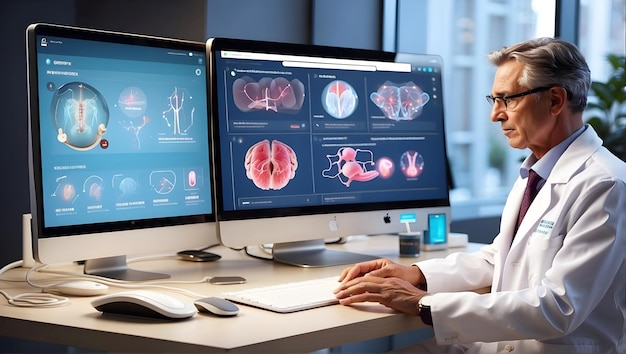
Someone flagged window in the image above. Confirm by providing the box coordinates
[578,0,625,83]
[388,0,557,219]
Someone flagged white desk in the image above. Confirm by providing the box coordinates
[0,235,483,353]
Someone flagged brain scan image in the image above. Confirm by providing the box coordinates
[232,76,305,113]
[370,81,430,121]
[51,82,109,151]
[400,150,425,178]
[321,80,358,119]
[322,147,379,187]
[244,139,298,190]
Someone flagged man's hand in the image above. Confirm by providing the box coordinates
[334,272,427,315]
[337,258,425,287]
[333,258,428,315]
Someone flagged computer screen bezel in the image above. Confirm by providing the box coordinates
[26,23,217,274]
[208,38,450,223]
[207,38,451,266]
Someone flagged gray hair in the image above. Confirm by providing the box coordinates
[487,37,591,112]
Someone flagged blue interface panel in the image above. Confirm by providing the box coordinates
[210,41,449,217]
[30,27,212,229]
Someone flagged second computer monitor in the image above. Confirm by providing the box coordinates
[26,24,216,280]
[208,38,451,267]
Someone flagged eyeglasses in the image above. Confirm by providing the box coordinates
[486,86,552,110]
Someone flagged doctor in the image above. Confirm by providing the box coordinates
[334,37,625,353]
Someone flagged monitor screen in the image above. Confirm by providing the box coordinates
[26,23,216,280]
[208,38,451,267]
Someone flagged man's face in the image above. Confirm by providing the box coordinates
[490,60,554,157]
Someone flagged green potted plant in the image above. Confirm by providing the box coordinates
[585,54,626,161]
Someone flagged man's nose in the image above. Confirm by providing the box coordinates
[490,104,506,122]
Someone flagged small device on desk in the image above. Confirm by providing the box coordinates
[177,250,222,262]
[398,213,422,257]
[45,280,109,296]
[194,297,239,316]
[423,213,447,251]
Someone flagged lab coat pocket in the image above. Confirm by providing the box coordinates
[527,234,565,286]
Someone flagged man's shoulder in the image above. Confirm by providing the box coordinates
[588,147,626,182]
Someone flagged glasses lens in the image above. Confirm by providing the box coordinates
[506,98,518,110]
[486,96,507,109]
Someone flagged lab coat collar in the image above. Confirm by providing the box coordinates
[494,126,603,289]
[519,125,587,182]
[546,125,602,184]
[513,126,602,241]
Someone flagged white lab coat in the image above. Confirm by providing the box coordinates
[417,127,626,353]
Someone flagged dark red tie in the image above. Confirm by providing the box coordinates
[516,169,542,232]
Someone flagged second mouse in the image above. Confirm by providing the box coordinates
[194,297,239,316]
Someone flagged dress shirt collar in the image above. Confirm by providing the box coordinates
[520,125,587,182]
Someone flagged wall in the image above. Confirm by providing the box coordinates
[0,0,77,272]
[74,0,207,41]
[205,0,382,48]
[206,0,312,43]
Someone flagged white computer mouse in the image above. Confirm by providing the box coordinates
[194,297,239,316]
[46,280,109,296]
[91,290,197,320]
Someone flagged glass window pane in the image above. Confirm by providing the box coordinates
[578,0,625,82]
[578,0,626,163]
[395,0,556,219]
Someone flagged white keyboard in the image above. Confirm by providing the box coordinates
[223,276,341,313]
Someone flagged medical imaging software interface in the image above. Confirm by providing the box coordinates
[213,50,448,213]
[35,35,212,228]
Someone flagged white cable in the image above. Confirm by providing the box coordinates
[0,260,24,276]
[0,261,70,307]
[36,267,213,285]
[0,260,62,307]
[31,265,213,298]
[0,290,69,307]
[1,258,217,307]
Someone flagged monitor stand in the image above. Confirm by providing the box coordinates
[272,239,378,268]
[83,255,170,281]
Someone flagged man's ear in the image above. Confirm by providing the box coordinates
[549,86,568,116]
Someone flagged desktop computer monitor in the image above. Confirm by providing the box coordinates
[26,23,216,280]
[207,38,451,267]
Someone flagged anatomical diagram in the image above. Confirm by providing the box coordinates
[370,81,430,121]
[322,147,379,187]
[162,87,195,135]
[244,139,298,190]
[232,76,305,113]
[321,80,358,119]
[401,150,425,178]
[51,81,109,151]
